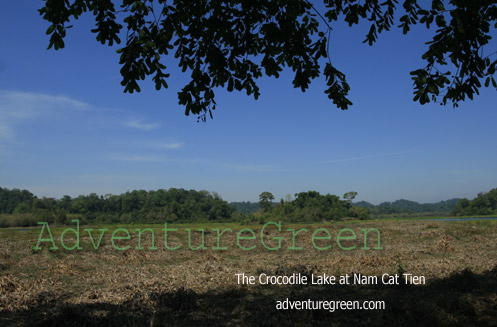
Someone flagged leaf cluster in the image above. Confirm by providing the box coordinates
[39,1,497,119]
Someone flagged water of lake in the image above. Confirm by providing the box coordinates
[429,217,497,222]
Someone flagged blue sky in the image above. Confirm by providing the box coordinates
[0,2,496,204]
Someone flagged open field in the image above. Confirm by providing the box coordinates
[1,219,496,326]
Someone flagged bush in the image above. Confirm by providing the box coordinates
[33,209,55,224]
[0,213,38,227]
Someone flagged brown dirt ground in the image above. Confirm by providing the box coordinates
[0,219,496,326]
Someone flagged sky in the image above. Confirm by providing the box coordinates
[0,2,496,204]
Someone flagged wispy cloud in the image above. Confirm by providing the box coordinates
[110,154,166,162]
[0,90,89,118]
[109,153,200,163]
[124,118,160,131]
[0,90,90,141]
[0,121,12,139]
[156,142,184,149]
[325,151,408,163]
[110,152,274,172]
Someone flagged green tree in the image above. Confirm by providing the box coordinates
[259,191,275,212]
[39,1,497,120]
[452,188,497,216]
[350,206,370,220]
[0,187,35,214]
[54,210,69,225]
[281,190,357,221]
[452,198,471,216]
[58,195,73,211]
[343,191,358,203]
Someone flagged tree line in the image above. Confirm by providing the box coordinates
[452,188,497,216]
[0,187,369,227]
[0,187,234,227]
[232,196,464,218]
[256,190,370,222]
[354,198,462,218]
[2,186,495,227]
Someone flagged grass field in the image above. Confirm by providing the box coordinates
[1,219,496,326]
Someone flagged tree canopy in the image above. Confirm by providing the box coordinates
[39,0,497,120]
[268,190,370,221]
[258,191,275,212]
[343,191,358,202]
[355,198,461,217]
[452,188,497,216]
[0,187,234,226]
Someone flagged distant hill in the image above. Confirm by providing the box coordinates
[354,198,461,216]
[229,201,259,214]
[353,201,375,209]
[231,197,462,216]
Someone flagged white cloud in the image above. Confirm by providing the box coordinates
[0,90,90,141]
[156,142,184,149]
[124,118,160,131]
[109,152,274,172]
[110,154,166,162]
[0,121,12,139]
[0,90,89,118]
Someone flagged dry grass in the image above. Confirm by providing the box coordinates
[0,219,496,326]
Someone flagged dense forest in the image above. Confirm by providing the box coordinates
[0,187,367,226]
[0,187,234,227]
[229,198,462,217]
[259,191,370,221]
[229,201,260,214]
[452,188,497,216]
[353,198,462,217]
[1,187,496,227]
